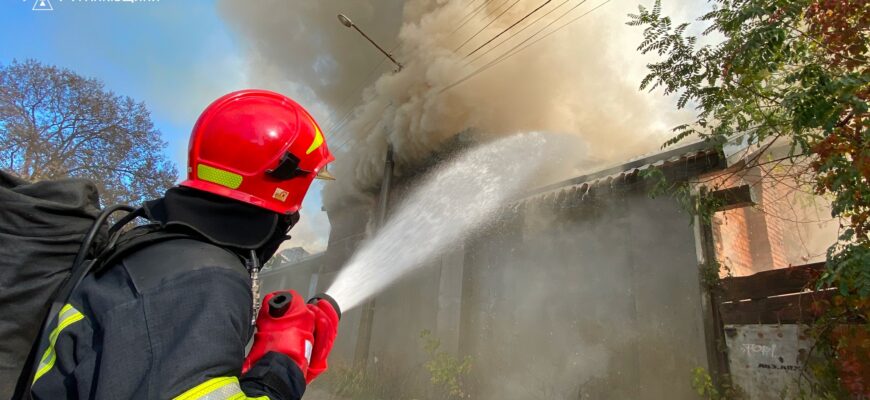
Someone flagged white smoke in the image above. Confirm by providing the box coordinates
[327,132,553,311]
[218,0,699,208]
[277,209,330,254]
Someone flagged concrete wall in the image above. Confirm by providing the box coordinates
[260,255,322,298]
[265,176,712,399]
[458,181,709,399]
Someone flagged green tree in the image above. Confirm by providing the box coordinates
[0,59,177,205]
[628,0,868,395]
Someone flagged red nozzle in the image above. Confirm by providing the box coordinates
[307,293,341,320]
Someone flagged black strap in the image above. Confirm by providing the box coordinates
[92,226,188,275]
[13,207,249,399]
[12,206,137,400]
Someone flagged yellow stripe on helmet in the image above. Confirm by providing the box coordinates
[304,114,324,155]
[197,164,243,189]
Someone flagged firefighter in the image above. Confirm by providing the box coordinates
[27,90,339,400]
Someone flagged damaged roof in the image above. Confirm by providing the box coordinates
[522,139,726,203]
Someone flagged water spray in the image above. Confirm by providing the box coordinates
[324,133,550,312]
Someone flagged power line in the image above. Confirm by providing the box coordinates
[454,0,521,52]
[466,0,552,57]
[466,0,570,65]
[328,91,386,147]
[449,0,496,36]
[335,1,586,152]
[462,0,484,11]
[441,0,609,93]
[332,0,610,155]
[444,0,588,92]
[325,110,359,149]
[324,54,391,138]
[326,2,491,155]
[326,88,371,144]
[329,0,505,149]
[331,103,394,154]
[496,0,607,61]
[323,41,403,149]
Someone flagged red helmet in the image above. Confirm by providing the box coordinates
[180,89,334,215]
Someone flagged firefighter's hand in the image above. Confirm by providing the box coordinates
[305,297,339,383]
[243,290,314,376]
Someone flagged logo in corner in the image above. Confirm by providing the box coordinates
[272,188,289,202]
[32,0,53,11]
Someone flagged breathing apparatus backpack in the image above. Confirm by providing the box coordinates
[0,170,189,399]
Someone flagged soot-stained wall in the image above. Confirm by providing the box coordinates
[264,148,723,399]
[458,177,710,399]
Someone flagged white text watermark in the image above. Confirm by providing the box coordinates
[27,0,161,12]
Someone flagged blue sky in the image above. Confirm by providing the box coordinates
[0,0,331,252]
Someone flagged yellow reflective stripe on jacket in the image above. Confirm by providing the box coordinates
[32,304,85,384]
[173,376,269,400]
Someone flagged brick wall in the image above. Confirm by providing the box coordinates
[710,166,790,277]
[755,175,789,269]
[713,207,754,277]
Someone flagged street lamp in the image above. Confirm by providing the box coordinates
[337,12,400,370]
[335,12,400,230]
[337,14,403,71]
[337,13,353,27]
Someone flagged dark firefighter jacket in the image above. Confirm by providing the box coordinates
[28,238,306,400]
[28,187,305,399]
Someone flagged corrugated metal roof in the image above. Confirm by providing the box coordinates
[521,139,725,202]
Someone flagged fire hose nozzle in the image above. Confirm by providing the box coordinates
[267,291,294,318]
[307,293,342,320]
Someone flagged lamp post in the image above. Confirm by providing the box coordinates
[338,14,403,71]
[337,12,400,370]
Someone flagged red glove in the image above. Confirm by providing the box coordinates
[305,295,340,383]
[243,290,314,376]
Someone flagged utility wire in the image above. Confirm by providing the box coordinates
[454,0,521,52]
[328,107,370,151]
[324,55,391,138]
[331,103,393,152]
[466,0,569,64]
[462,0,483,11]
[324,41,402,148]
[441,0,609,93]
[335,0,607,153]
[331,103,394,153]
[332,0,610,154]
[449,0,496,36]
[328,88,390,146]
[466,0,552,57]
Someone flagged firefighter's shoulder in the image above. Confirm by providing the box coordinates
[120,238,248,294]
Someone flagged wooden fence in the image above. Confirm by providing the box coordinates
[717,262,830,326]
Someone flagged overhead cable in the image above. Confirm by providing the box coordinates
[466,0,553,57]
[441,0,610,93]
[454,0,522,52]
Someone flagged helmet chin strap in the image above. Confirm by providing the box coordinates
[246,249,262,326]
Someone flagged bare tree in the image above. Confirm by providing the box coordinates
[0,59,177,205]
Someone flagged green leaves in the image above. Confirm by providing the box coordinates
[420,330,472,399]
[629,0,869,292]
[631,0,869,395]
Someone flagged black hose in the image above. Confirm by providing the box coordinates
[13,204,135,399]
[71,205,135,269]
[60,205,135,302]
[102,207,144,254]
